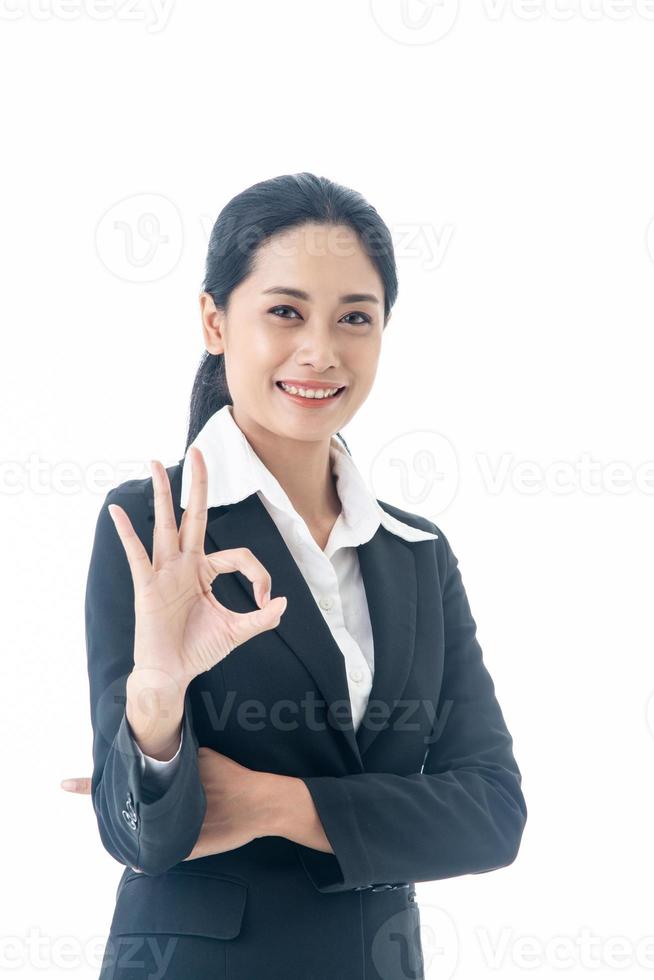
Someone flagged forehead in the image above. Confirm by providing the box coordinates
[248,223,382,294]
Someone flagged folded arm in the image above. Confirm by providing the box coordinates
[291,529,528,893]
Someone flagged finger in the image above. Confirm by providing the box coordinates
[107,503,154,594]
[60,777,92,794]
[229,595,288,644]
[150,459,180,572]
[179,446,209,556]
[204,548,273,609]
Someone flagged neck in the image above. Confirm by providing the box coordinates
[230,405,342,526]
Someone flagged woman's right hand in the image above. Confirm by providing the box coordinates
[107,445,287,696]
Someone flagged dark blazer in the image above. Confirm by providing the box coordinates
[86,457,527,980]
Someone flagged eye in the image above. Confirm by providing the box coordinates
[269,305,301,320]
[342,312,372,325]
[268,306,371,325]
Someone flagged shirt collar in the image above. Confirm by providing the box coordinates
[180,405,437,547]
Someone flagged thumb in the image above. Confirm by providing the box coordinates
[61,777,92,794]
[258,594,287,624]
[249,594,288,633]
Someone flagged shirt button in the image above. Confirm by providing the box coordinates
[349,667,364,684]
[319,596,334,611]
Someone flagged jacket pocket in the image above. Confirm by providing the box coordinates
[110,870,247,940]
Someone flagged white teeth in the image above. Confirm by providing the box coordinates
[279,382,341,399]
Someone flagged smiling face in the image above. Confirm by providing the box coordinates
[199,222,387,446]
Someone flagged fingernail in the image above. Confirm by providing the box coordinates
[263,590,271,605]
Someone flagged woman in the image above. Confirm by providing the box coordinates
[66,173,527,979]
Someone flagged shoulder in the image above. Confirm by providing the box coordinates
[376,498,456,576]
[376,498,440,536]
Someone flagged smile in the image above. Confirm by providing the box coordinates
[275,381,346,405]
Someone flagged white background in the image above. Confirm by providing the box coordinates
[2,1,653,977]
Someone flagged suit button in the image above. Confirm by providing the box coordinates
[122,810,138,830]
[371,883,393,892]
[122,792,138,831]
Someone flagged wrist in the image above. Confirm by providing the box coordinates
[259,775,333,852]
[250,772,298,839]
[130,659,195,697]
[126,670,187,759]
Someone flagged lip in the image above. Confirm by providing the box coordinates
[275,379,347,390]
[275,380,346,407]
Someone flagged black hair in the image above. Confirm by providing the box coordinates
[185,172,398,456]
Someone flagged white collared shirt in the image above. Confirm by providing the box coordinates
[134,405,437,787]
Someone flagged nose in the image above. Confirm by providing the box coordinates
[294,320,341,373]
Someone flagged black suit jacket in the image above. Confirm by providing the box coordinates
[86,457,527,980]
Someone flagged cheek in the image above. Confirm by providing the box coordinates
[247,321,294,363]
[225,327,281,387]
[349,340,380,382]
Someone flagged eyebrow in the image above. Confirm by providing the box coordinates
[262,286,380,305]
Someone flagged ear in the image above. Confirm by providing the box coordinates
[199,291,227,355]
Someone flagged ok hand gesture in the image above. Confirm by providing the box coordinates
[107,445,287,691]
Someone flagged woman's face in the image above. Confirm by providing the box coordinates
[200,222,386,445]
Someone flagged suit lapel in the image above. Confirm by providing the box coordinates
[200,487,419,771]
[355,528,418,758]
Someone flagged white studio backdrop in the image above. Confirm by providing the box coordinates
[2,1,654,977]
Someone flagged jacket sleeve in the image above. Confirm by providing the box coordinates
[85,484,206,876]
[294,528,527,893]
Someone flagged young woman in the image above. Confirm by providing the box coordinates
[69,172,527,979]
